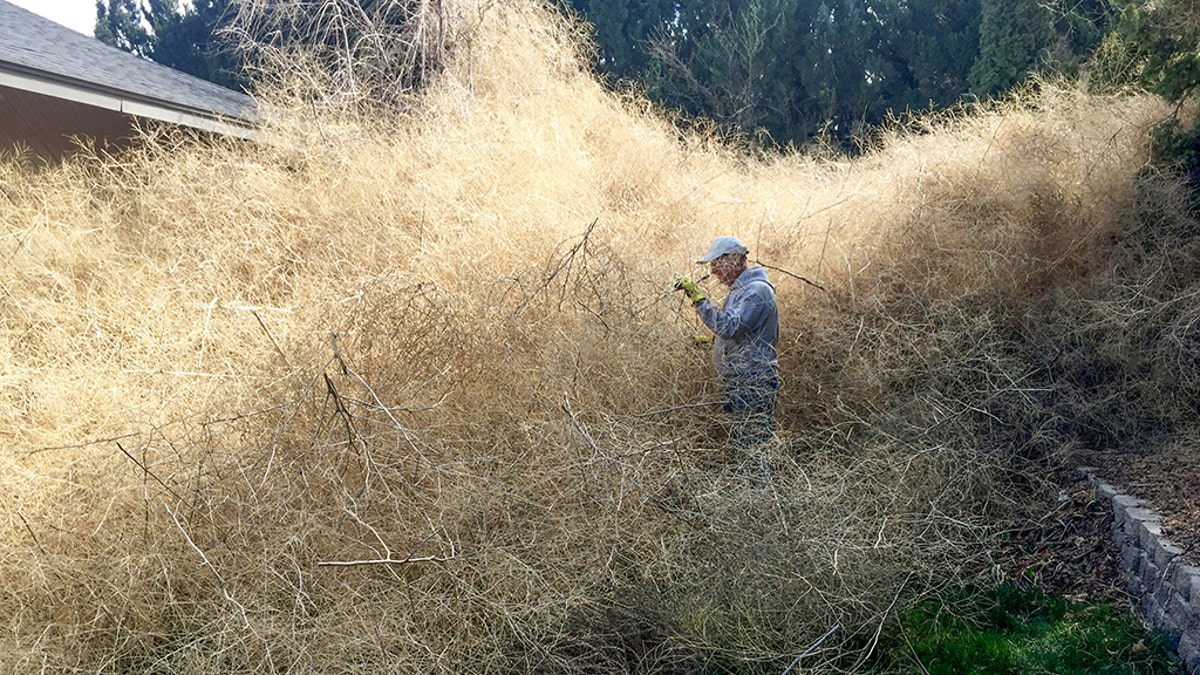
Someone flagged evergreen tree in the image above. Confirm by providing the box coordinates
[563,0,1109,148]
[642,0,825,144]
[95,0,248,90]
[95,0,153,56]
[563,0,677,81]
[1088,0,1200,180]
[1093,0,1200,101]
[632,0,988,148]
[969,0,1054,97]
[1048,0,1108,60]
[151,0,246,90]
[884,0,981,110]
[820,0,885,142]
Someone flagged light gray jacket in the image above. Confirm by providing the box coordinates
[695,266,779,378]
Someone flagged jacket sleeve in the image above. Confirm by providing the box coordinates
[695,284,771,339]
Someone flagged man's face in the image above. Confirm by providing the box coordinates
[711,253,745,286]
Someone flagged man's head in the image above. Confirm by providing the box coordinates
[697,236,749,286]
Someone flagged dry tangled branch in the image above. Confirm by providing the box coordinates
[0,0,1186,670]
[233,0,461,112]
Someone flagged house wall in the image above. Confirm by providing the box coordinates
[0,83,136,160]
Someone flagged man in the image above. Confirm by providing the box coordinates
[676,236,779,481]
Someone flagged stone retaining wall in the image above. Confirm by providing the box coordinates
[1082,469,1200,674]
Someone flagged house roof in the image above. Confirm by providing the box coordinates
[0,0,256,140]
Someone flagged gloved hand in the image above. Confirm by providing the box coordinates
[691,332,713,348]
[674,276,707,304]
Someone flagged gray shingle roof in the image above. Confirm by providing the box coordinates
[0,0,255,125]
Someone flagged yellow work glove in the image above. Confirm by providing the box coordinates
[674,276,707,304]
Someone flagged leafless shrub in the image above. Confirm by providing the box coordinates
[0,1,1187,671]
[233,0,463,113]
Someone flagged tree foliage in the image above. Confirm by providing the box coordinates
[566,0,1116,149]
[92,0,1170,151]
[1091,0,1200,102]
[569,0,984,148]
[561,0,677,81]
[95,0,152,56]
[95,0,248,90]
[968,0,1054,97]
[1086,0,1200,182]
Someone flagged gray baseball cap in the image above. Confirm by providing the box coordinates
[696,236,748,263]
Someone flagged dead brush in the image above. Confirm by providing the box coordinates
[233,0,461,114]
[0,0,1190,671]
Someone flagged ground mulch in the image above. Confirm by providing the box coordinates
[984,440,1200,633]
[993,469,1138,612]
[1079,442,1200,564]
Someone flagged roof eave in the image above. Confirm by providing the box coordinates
[0,63,257,140]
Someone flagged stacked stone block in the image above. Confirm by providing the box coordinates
[1086,471,1200,674]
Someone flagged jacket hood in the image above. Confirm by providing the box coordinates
[734,266,774,290]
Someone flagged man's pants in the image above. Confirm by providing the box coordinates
[724,372,779,482]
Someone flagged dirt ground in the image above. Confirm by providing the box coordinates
[996,442,1200,614]
[994,468,1138,611]
[1080,442,1200,562]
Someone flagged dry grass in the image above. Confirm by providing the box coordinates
[0,1,1185,672]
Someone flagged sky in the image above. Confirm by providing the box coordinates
[8,0,96,36]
